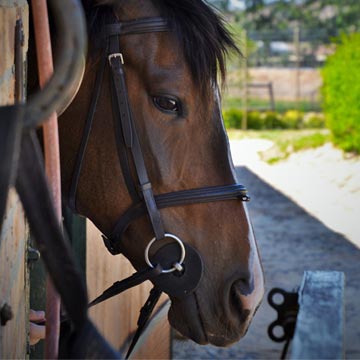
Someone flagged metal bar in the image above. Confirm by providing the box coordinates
[25,0,87,129]
[31,0,61,357]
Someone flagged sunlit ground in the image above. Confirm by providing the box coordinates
[229,134,360,248]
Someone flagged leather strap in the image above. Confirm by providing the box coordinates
[16,132,88,329]
[88,264,162,307]
[105,184,249,255]
[125,287,163,359]
[68,47,108,213]
[103,17,168,37]
[0,105,23,228]
[108,35,166,241]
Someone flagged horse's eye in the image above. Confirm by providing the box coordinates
[153,95,180,114]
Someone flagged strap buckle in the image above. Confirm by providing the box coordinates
[102,235,119,255]
[108,53,124,65]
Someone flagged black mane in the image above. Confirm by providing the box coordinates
[153,0,239,89]
[86,0,239,91]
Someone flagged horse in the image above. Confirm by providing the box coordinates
[58,0,264,347]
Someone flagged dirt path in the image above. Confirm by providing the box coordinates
[173,140,360,359]
[231,140,360,248]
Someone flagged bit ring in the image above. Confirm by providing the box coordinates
[145,233,186,274]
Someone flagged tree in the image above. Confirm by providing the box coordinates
[209,0,231,12]
[321,33,360,153]
[227,0,360,42]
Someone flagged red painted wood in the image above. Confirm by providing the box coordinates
[31,1,62,357]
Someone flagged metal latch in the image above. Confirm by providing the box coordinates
[0,303,13,326]
[27,246,41,264]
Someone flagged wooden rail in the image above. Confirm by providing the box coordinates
[290,271,345,359]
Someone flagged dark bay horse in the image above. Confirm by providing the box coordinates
[59,0,264,347]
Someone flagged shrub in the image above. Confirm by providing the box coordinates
[222,109,265,129]
[282,110,303,129]
[261,111,287,129]
[223,108,242,129]
[321,33,360,153]
[222,108,325,130]
[303,112,325,128]
[247,111,264,129]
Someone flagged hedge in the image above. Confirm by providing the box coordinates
[321,33,360,153]
[222,108,324,130]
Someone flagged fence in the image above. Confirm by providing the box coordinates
[247,26,333,69]
[224,26,329,117]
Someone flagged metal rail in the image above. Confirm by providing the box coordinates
[25,0,87,129]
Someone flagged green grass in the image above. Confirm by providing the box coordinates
[227,129,331,163]
[223,97,321,113]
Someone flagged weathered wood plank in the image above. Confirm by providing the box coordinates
[290,271,345,360]
[0,1,29,357]
[0,190,28,359]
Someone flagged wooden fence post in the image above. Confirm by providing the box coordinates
[242,29,248,130]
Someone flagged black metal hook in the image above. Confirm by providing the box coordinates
[267,287,299,359]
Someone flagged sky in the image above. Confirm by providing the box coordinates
[229,0,246,11]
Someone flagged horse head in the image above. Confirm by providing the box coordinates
[59,0,264,347]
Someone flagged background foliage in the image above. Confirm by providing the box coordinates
[210,0,360,42]
[222,108,325,130]
[321,33,360,153]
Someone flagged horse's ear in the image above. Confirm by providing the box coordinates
[93,0,116,5]
[81,0,93,14]
[82,0,116,11]
[80,0,107,18]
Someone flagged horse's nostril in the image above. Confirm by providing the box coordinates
[231,275,254,297]
[228,277,253,325]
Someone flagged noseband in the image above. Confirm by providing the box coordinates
[68,16,249,268]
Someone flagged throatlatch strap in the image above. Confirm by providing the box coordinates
[68,47,107,213]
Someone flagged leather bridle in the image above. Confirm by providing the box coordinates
[68,16,250,270]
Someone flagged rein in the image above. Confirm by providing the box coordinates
[67,15,251,357]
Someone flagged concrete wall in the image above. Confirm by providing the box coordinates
[0,1,29,358]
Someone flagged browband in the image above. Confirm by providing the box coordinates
[103,17,169,37]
